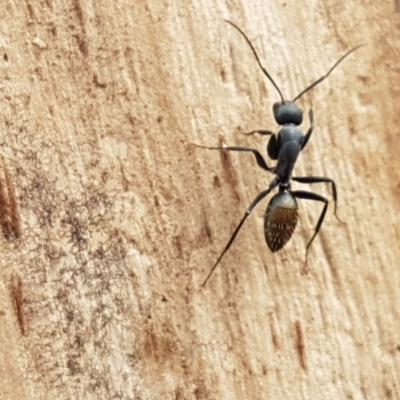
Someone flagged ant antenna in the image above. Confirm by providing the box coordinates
[226,20,365,105]
[292,44,366,102]
[225,20,285,103]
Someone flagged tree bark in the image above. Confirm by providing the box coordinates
[1,1,400,399]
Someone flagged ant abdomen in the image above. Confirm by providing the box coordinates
[264,192,299,252]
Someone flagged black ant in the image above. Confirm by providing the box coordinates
[196,22,364,286]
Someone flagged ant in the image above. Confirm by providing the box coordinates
[196,22,364,286]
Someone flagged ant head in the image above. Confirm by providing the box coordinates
[273,101,303,126]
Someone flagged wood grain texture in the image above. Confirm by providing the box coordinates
[0,1,399,399]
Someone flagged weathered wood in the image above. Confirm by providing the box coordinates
[0,1,399,399]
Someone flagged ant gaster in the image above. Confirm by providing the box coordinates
[197,22,364,286]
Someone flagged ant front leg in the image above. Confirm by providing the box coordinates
[243,129,275,137]
[291,175,343,223]
[243,130,280,160]
[300,109,314,151]
[192,143,274,172]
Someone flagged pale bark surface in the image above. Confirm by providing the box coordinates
[0,1,399,399]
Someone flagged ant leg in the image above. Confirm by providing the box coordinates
[291,176,342,223]
[267,134,280,160]
[192,143,274,172]
[242,131,280,160]
[291,190,328,261]
[300,109,314,151]
[202,184,277,287]
[243,130,274,136]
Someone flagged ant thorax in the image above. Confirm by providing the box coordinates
[277,125,305,148]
